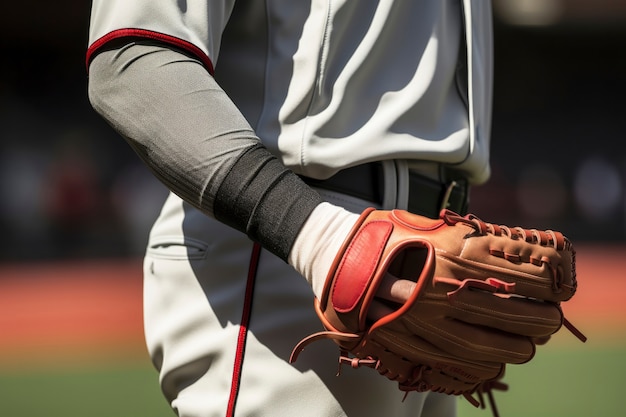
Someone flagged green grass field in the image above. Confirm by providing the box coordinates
[0,358,173,417]
[0,342,621,417]
[457,342,623,417]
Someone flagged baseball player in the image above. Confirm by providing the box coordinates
[86,1,496,416]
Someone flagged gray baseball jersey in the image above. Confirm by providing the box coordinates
[87,1,494,416]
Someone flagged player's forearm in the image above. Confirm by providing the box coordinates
[87,41,323,260]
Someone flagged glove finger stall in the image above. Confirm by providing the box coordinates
[425,283,565,338]
[394,314,535,364]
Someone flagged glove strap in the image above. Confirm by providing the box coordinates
[563,316,587,342]
[289,331,361,364]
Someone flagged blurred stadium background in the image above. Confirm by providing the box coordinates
[0,1,625,416]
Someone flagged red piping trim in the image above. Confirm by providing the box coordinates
[226,242,262,417]
[85,28,214,75]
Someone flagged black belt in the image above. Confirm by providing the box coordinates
[302,163,469,219]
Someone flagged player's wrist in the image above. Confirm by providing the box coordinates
[288,202,360,298]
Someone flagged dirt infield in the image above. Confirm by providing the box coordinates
[559,244,626,335]
[0,259,146,367]
[0,244,624,367]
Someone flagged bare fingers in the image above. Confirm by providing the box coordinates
[368,273,416,321]
[375,272,416,304]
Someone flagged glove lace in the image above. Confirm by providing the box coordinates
[397,363,508,417]
[337,350,379,371]
[440,209,577,295]
[440,209,572,250]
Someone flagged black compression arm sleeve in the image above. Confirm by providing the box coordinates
[214,143,322,260]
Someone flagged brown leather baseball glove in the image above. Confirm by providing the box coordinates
[290,208,585,412]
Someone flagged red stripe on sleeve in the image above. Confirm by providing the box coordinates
[86,28,214,75]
